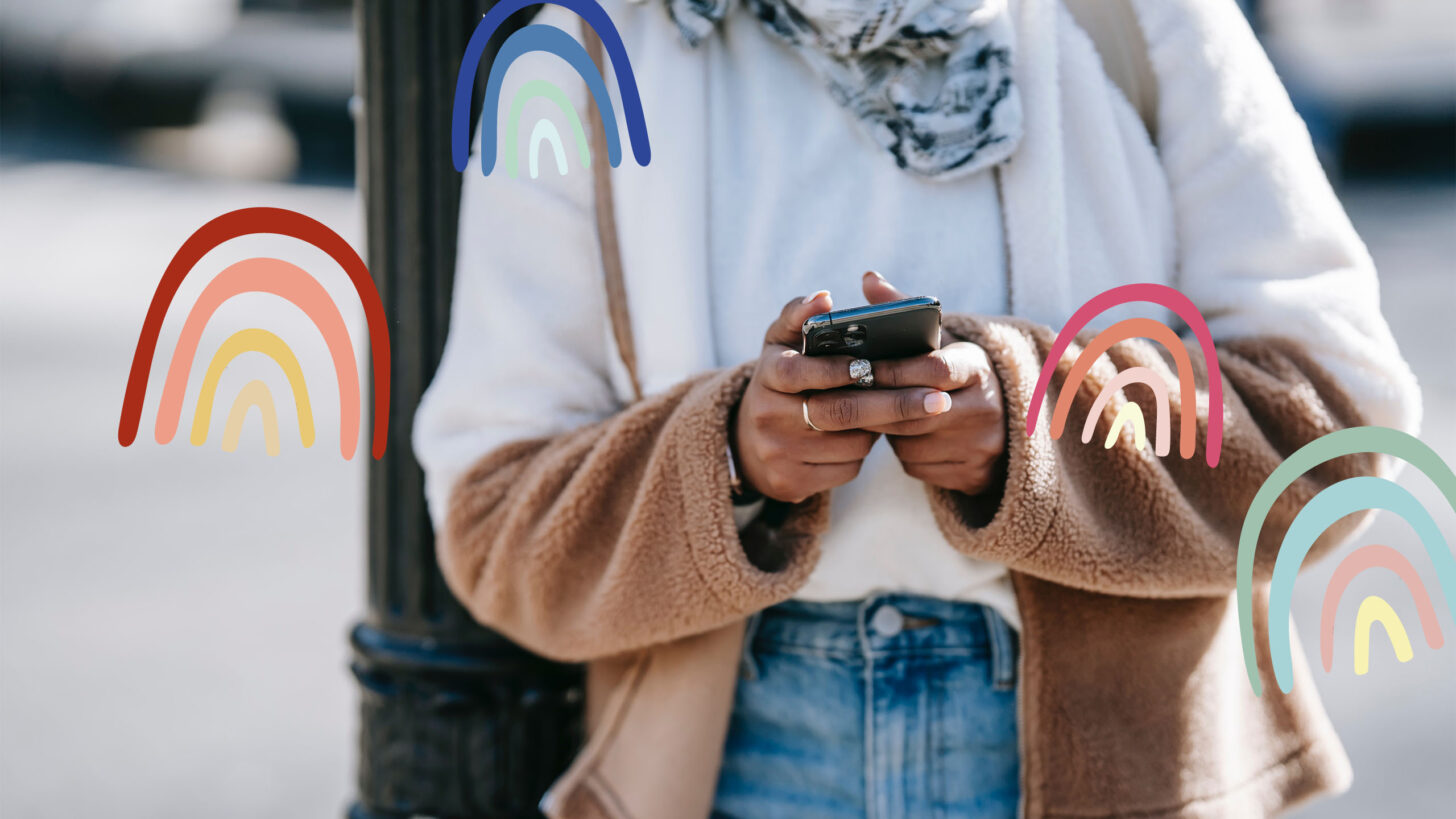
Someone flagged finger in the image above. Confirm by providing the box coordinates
[754,393,879,451]
[861,270,909,305]
[761,461,863,504]
[753,412,876,463]
[804,387,952,432]
[766,290,833,347]
[860,415,948,437]
[759,348,861,393]
[873,342,991,391]
[862,381,1002,435]
[806,461,863,489]
[797,430,878,464]
[888,431,999,466]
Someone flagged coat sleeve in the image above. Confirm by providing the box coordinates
[440,364,826,662]
[928,0,1422,598]
[412,23,825,663]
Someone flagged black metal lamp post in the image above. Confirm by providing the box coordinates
[349,2,581,817]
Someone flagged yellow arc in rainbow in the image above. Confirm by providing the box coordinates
[1353,596,1414,675]
[1105,402,1147,451]
[191,329,314,449]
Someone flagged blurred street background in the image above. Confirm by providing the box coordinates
[1,0,1453,816]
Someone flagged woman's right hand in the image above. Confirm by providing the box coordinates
[733,291,955,504]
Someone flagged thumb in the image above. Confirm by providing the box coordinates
[765,289,834,347]
[862,270,908,305]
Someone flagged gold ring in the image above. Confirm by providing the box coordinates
[802,398,825,432]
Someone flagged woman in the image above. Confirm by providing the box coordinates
[414,0,1421,816]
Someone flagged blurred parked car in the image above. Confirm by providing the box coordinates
[0,0,354,182]
[1257,0,1456,174]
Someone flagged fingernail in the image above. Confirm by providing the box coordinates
[924,391,952,414]
[863,270,886,282]
[802,290,830,305]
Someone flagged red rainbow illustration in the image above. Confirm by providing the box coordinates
[1027,283,1224,467]
[118,207,389,460]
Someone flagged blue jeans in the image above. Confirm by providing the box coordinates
[713,594,1020,819]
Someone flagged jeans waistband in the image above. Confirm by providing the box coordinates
[740,594,1019,690]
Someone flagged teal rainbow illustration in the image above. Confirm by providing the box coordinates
[1237,427,1456,695]
[1321,545,1444,676]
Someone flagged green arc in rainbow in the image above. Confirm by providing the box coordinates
[505,79,590,179]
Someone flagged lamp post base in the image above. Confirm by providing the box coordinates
[350,624,583,818]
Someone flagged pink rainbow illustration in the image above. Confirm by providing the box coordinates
[1049,318,1196,459]
[1080,365,1171,457]
[152,258,360,459]
[1320,544,1445,673]
[1028,283,1223,467]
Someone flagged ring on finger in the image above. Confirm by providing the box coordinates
[849,358,874,388]
[802,398,825,432]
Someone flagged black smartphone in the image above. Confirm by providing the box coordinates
[802,296,941,359]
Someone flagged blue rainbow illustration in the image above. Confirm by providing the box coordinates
[1237,426,1456,695]
[451,0,649,176]
[528,117,570,178]
[503,78,591,178]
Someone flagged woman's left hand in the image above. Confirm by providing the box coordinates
[860,272,1006,495]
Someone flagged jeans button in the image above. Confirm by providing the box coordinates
[870,605,904,637]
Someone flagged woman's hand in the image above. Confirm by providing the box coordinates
[734,290,955,504]
[860,272,1006,496]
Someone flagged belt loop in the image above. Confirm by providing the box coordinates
[738,610,764,681]
[983,606,1019,691]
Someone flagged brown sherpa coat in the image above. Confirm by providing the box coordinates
[441,313,1374,818]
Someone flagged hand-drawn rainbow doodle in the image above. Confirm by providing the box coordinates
[118,208,389,459]
[1238,427,1456,695]
[1321,545,1444,676]
[1027,283,1224,467]
[451,0,650,177]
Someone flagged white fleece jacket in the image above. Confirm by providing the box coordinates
[414,0,1420,561]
